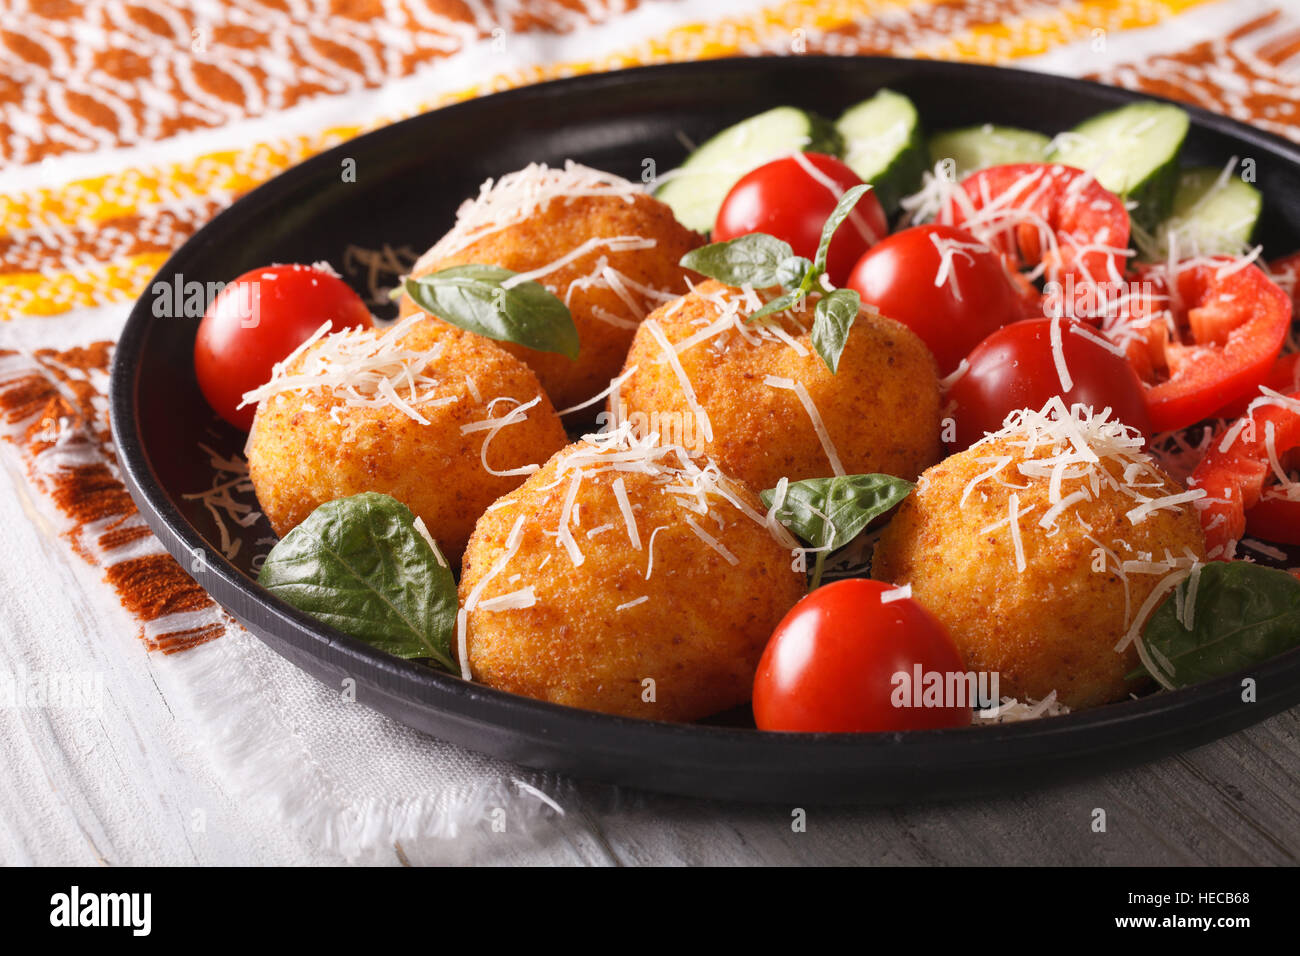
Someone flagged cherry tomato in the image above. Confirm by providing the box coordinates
[194,264,373,430]
[945,163,1131,320]
[713,153,887,288]
[946,317,1152,451]
[845,224,1024,374]
[752,579,971,733]
[1189,391,1300,557]
[1109,259,1292,433]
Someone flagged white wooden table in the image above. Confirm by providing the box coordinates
[3,463,1297,866]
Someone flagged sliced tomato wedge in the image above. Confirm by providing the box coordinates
[943,163,1131,318]
[1189,392,1300,557]
[1108,259,1292,433]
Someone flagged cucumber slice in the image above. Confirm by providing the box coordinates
[1047,101,1189,229]
[656,106,842,234]
[927,124,1050,181]
[1147,165,1263,259]
[835,89,926,217]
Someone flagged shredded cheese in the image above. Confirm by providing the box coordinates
[611,476,642,550]
[645,319,713,443]
[684,515,740,565]
[413,161,643,267]
[461,395,545,477]
[879,584,912,604]
[763,375,845,476]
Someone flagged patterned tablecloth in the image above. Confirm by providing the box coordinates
[1,0,1298,862]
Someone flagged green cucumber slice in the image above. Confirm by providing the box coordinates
[655,106,842,234]
[835,89,927,217]
[1047,101,1189,229]
[1146,164,1262,259]
[927,124,1050,181]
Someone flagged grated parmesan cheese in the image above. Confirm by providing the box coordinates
[763,375,845,476]
[879,584,912,604]
[645,319,714,443]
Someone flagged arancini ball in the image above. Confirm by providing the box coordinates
[872,401,1207,710]
[246,315,567,563]
[613,279,943,493]
[399,162,702,410]
[458,430,806,721]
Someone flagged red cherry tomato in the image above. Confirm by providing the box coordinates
[946,317,1152,452]
[1190,392,1300,556]
[945,163,1131,319]
[1108,259,1291,433]
[713,153,887,288]
[194,264,373,430]
[752,579,971,733]
[845,224,1025,374]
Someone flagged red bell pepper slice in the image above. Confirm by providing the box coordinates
[1107,258,1291,433]
[944,163,1131,315]
[1189,391,1300,557]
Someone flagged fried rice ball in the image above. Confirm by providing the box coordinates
[458,438,805,721]
[399,169,702,410]
[614,280,943,492]
[247,318,567,562]
[872,416,1208,710]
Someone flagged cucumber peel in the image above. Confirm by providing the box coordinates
[1047,101,1189,230]
[656,106,841,233]
[835,89,927,217]
[1143,164,1262,260]
[927,124,1050,181]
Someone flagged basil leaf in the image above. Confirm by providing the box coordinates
[776,255,813,289]
[811,288,861,374]
[748,291,802,322]
[680,234,795,289]
[760,474,914,551]
[258,492,459,673]
[1138,561,1300,690]
[813,183,872,275]
[405,265,579,360]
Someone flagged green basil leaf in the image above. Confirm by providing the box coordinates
[680,233,795,289]
[811,288,861,374]
[776,255,813,289]
[258,492,459,673]
[813,183,872,276]
[1138,561,1300,690]
[748,290,802,323]
[760,474,914,551]
[405,265,579,360]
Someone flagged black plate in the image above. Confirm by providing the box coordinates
[111,56,1300,803]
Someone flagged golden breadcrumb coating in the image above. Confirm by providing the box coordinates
[400,191,701,410]
[459,439,805,721]
[614,279,943,492]
[248,319,567,563]
[873,435,1207,709]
